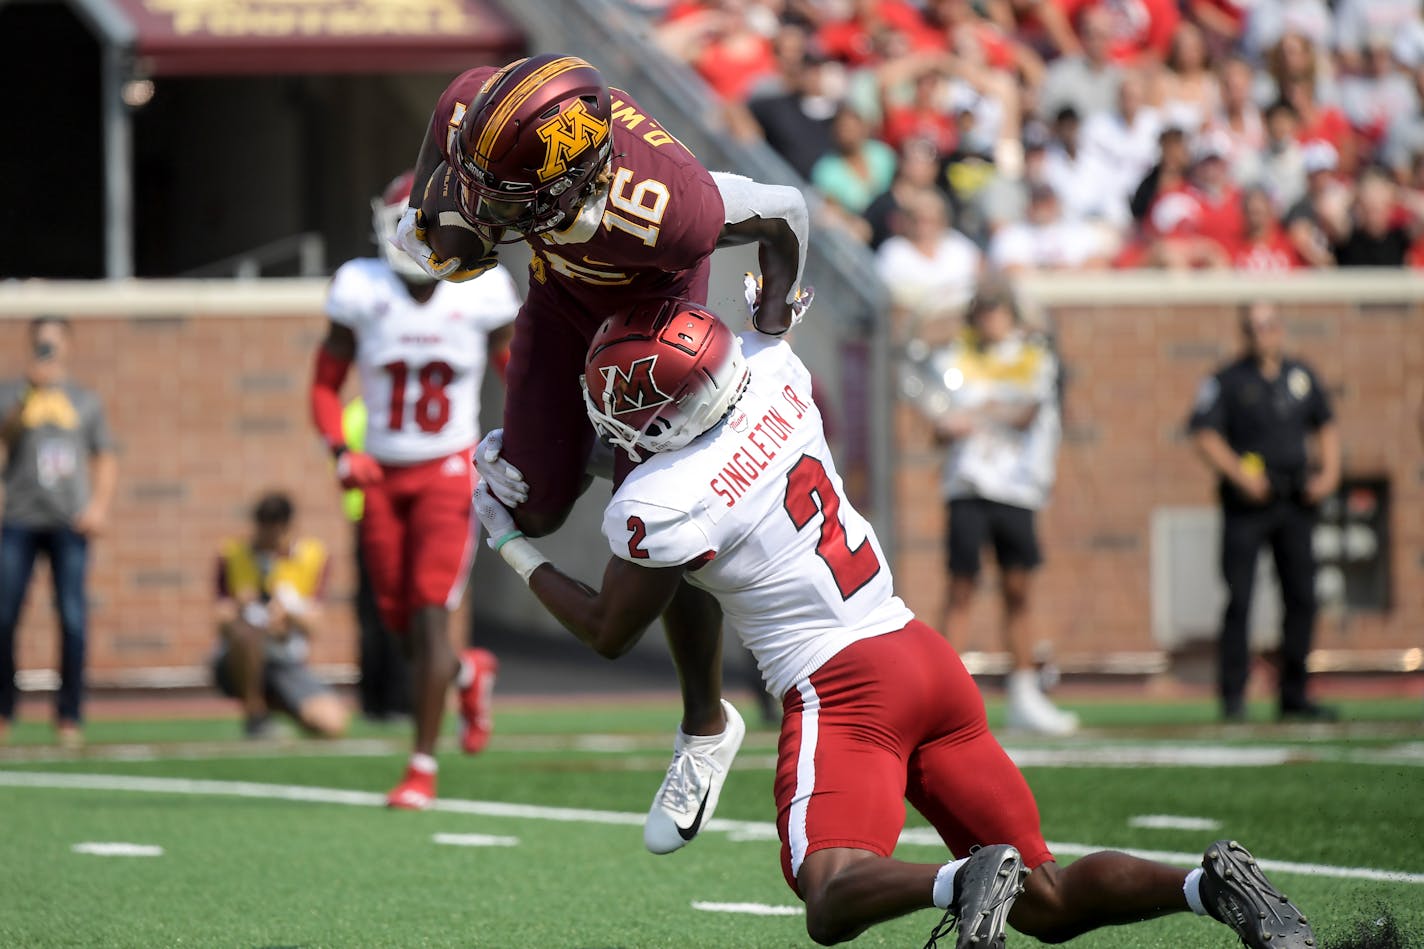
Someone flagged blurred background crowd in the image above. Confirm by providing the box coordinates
[636,0,1424,318]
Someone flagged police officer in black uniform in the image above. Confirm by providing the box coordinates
[1188,302,1340,722]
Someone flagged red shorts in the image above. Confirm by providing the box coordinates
[774,619,1053,894]
[360,449,477,633]
[500,270,710,519]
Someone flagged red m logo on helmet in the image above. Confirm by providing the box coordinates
[599,356,672,416]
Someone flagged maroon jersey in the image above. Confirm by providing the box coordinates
[431,68,726,336]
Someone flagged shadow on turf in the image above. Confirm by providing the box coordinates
[1326,907,1421,949]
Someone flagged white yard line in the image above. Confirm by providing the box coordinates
[2,737,1422,769]
[692,901,804,916]
[3,769,1422,885]
[432,833,520,847]
[1128,815,1223,831]
[71,842,163,857]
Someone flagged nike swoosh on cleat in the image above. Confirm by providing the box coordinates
[676,789,712,841]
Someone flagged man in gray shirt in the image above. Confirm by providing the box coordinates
[0,317,117,745]
[1038,5,1123,122]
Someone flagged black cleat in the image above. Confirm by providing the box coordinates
[1278,702,1339,723]
[1201,840,1316,949]
[923,844,1027,949]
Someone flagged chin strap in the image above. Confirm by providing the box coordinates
[545,182,610,245]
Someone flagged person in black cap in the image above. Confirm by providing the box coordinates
[1188,302,1340,722]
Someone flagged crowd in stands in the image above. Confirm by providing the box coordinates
[645,0,1424,317]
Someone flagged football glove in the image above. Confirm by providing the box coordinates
[473,482,519,551]
[475,429,529,507]
[336,450,384,490]
[392,206,459,281]
[743,273,814,335]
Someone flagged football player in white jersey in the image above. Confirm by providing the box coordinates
[310,171,518,809]
[473,301,1315,949]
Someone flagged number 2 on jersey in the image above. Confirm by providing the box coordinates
[382,360,454,434]
[783,455,880,600]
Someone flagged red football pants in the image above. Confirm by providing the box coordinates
[359,449,477,634]
[775,619,1053,894]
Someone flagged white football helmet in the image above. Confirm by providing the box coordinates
[582,300,750,463]
[372,171,435,282]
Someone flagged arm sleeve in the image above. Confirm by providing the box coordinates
[712,172,809,304]
[603,498,716,568]
[1187,373,1227,433]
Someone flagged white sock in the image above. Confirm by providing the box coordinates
[1007,669,1039,697]
[932,857,971,909]
[455,657,475,690]
[410,753,438,774]
[679,717,730,748]
[1183,868,1207,916]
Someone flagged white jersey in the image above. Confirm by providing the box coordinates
[325,258,519,464]
[936,329,1060,511]
[603,334,913,698]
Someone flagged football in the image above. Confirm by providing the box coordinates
[419,161,493,266]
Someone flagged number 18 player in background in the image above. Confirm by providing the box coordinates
[310,171,517,808]
[474,300,1316,949]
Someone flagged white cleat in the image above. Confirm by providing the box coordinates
[644,699,746,854]
[1006,671,1079,736]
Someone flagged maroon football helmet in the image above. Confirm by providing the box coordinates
[583,301,750,462]
[453,54,613,242]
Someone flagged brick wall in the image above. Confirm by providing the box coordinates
[0,286,363,678]
[892,280,1424,659]
[1,277,1420,682]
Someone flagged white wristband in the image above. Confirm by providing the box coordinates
[499,536,551,584]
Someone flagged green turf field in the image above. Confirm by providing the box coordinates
[2,695,1421,948]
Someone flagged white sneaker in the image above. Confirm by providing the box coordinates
[644,699,746,854]
[1006,670,1079,736]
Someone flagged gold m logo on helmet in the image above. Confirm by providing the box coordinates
[535,100,609,182]
[601,356,671,416]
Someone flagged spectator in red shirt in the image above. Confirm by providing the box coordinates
[1189,0,1248,57]
[1139,135,1240,269]
[656,1,780,102]
[878,62,960,156]
[1283,77,1357,176]
[1233,187,1303,271]
[818,0,941,66]
[922,0,1044,86]
[1060,0,1180,65]
[1188,133,1247,252]
[983,0,1083,59]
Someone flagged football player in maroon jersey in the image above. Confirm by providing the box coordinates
[392,53,812,852]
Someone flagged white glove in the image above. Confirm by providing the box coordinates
[473,482,519,550]
[475,429,529,506]
[392,206,459,281]
[743,272,815,334]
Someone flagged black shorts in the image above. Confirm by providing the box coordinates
[212,646,328,714]
[945,497,1042,579]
